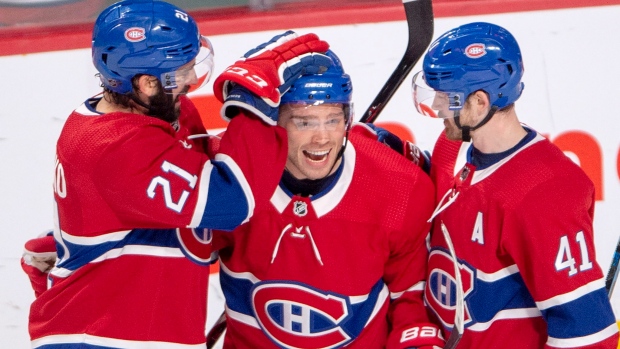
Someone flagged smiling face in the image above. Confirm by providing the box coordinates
[278,103,348,180]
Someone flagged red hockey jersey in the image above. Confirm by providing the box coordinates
[212,129,444,349]
[28,96,287,348]
[424,130,619,348]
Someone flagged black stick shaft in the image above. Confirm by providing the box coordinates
[605,235,620,298]
[206,312,227,349]
[359,0,434,124]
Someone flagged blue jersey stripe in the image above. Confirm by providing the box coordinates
[198,156,251,231]
[543,287,616,338]
[57,228,182,272]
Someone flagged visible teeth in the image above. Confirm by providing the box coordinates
[306,150,329,156]
[304,149,329,162]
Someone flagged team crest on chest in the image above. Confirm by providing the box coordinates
[251,282,353,349]
[425,249,475,329]
[293,201,308,217]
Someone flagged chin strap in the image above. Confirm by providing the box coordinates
[454,106,499,142]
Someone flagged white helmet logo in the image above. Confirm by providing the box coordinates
[465,43,486,58]
[125,27,146,42]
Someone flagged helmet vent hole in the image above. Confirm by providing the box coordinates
[182,44,193,53]
[161,26,172,32]
[102,53,108,64]
[165,44,194,57]
[308,94,314,99]
[426,71,453,82]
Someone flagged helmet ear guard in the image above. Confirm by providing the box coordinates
[92,0,214,95]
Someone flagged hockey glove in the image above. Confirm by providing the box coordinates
[21,230,57,297]
[213,30,331,124]
[353,123,431,174]
[219,84,280,124]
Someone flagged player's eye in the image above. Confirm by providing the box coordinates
[292,118,319,130]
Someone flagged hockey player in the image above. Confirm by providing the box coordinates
[411,22,619,348]
[208,50,444,349]
[25,0,331,347]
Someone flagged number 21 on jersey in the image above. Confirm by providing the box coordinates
[147,160,197,213]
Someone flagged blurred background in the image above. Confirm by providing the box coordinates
[0,0,390,28]
[1,0,619,348]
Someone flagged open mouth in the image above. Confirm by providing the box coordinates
[303,149,330,163]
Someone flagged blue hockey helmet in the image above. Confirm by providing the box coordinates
[412,22,524,118]
[281,50,354,122]
[92,0,214,94]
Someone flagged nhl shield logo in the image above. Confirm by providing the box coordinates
[293,201,308,217]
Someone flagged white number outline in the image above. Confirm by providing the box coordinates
[555,231,593,276]
[147,161,197,213]
[54,156,67,198]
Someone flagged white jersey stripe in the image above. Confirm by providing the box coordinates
[190,159,213,228]
[50,245,185,278]
[32,333,205,349]
[475,265,520,282]
[60,229,132,245]
[536,278,605,310]
[467,307,541,331]
[227,305,260,329]
[390,281,425,299]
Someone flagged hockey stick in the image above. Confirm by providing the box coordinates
[206,310,227,349]
[205,2,434,348]
[440,222,464,349]
[359,0,434,124]
[605,235,620,299]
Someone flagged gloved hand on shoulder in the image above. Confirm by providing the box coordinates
[213,30,331,124]
[352,123,431,174]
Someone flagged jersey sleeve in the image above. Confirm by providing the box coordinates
[384,169,445,349]
[505,171,619,348]
[93,113,287,232]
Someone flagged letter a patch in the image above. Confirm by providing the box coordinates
[471,212,484,245]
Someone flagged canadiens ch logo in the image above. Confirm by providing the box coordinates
[124,27,146,42]
[465,43,486,58]
[176,228,213,266]
[425,249,475,329]
[293,201,308,217]
[252,282,352,349]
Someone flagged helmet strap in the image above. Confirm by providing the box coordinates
[454,106,499,142]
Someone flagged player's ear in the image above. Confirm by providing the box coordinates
[136,75,159,97]
[472,90,490,111]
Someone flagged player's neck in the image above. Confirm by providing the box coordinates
[96,94,147,115]
[471,111,526,154]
